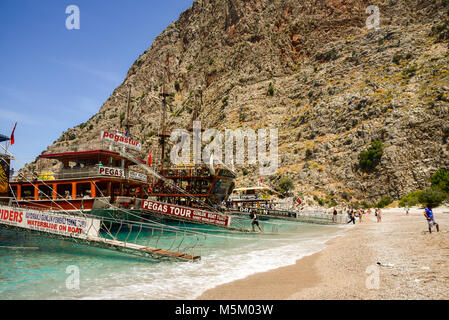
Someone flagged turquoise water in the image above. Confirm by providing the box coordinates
[0,217,349,300]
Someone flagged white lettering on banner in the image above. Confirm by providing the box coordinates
[141,200,230,227]
[0,206,100,239]
[100,131,142,151]
[98,166,125,178]
[128,170,147,182]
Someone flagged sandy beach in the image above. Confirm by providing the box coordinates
[198,207,449,300]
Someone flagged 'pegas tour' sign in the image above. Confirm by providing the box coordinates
[100,130,142,151]
[141,199,231,227]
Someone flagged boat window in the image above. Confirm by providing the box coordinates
[94,181,108,197]
[38,185,53,200]
[76,183,91,198]
[21,185,34,199]
[9,185,17,198]
[56,184,72,199]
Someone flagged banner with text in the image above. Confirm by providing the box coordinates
[100,130,142,151]
[0,206,101,239]
[141,200,230,227]
[98,166,125,178]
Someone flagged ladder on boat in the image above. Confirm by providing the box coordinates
[0,205,203,262]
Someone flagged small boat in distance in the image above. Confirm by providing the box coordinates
[226,186,298,219]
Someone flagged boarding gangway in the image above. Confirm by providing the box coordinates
[0,204,203,262]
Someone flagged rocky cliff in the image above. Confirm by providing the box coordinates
[26,0,449,206]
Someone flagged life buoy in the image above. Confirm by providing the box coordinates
[147,186,153,194]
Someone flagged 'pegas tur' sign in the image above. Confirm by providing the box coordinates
[100,130,142,151]
[141,200,231,227]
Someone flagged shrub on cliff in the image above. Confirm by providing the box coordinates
[268,83,275,96]
[399,190,423,207]
[430,168,449,193]
[359,140,384,171]
[278,176,294,193]
[418,187,446,207]
[376,196,393,208]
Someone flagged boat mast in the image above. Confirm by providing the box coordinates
[121,83,133,137]
[159,57,170,173]
[125,84,131,136]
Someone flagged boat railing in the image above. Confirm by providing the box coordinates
[229,194,265,201]
[161,167,213,178]
[10,166,148,183]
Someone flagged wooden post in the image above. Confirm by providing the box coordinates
[91,181,96,198]
[34,185,39,200]
[17,184,21,200]
[52,183,57,200]
[72,182,77,199]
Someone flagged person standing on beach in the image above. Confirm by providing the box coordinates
[376,208,382,223]
[358,209,363,223]
[333,207,338,223]
[347,210,356,224]
[405,205,409,216]
[424,205,439,233]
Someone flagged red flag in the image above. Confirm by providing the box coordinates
[260,178,263,183]
[148,152,152,166]
[10,122,17,145]
[296,198,302,205]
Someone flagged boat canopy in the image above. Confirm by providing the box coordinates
[39,149,146,167]
[233,186,271,192]
[0,134,10,143]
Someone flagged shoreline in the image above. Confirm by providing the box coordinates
[197,207,449,300]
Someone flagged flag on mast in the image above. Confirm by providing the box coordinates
[148,152,152,166]
[10,122,17,145]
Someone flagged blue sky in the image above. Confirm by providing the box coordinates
[0,0,193,170]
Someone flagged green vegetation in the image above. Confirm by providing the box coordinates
[430,168,449,193]
[376,196,393,208]
[239,110,246,122]
[392,53,402,65]
[305,148,313,159]
[221,96,229,109]
[146,131,157,138]
[316,48,338,62]
[399,190,423,207]
[418,187,446,207]
[402,65,418,78]
[313,195,324,206]
[278,176,294,193]
[314,194,338,208]
[398,169,449,207]
[359,140,384,171]
[268,83,275,96]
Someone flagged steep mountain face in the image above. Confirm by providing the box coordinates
[27,0,449,205]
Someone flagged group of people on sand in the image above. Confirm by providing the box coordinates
[340,203,440,234]
[340,207,382,224]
